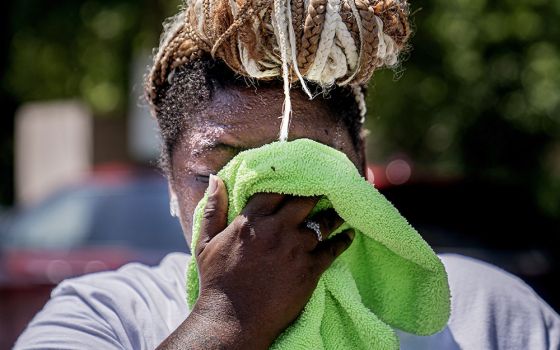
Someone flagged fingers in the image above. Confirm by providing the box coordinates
[197,175,228,256]
[276,196,320,224]
[313,229,355,273]
[306,209,344,241]
[242,193,285,217]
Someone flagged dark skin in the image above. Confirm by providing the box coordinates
[158,84,367,349]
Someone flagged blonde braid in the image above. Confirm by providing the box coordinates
[297,0,328,75]
[147,0,412,136]
[211,0,256,57]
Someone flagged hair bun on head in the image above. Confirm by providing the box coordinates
[147,0,411,140]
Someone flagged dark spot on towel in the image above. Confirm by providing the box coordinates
[324,129,329,135]
[271,166,276,171]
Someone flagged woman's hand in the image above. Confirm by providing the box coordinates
[158,174,354,350]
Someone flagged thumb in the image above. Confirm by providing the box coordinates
[197,174,228,256]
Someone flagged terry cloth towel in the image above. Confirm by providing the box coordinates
[187,138,450,349]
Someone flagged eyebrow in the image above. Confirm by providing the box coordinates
[191,140,247,157]
[207,142,246,152]
[189,125,252,156]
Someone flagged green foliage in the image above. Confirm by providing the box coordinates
[366,0,560,217]
[6,0,179,115]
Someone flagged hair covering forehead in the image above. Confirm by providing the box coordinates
[147,0,411,140]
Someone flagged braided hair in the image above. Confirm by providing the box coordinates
[146,0,411,172]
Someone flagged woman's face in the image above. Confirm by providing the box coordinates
[169,85,365,247]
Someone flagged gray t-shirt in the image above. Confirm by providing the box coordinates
[15,253,560,349]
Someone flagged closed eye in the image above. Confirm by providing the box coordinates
[194,174,211,183]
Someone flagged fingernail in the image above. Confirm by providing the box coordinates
[347,230,355,240]
[208,174,218,195]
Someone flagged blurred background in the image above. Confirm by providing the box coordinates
[0,0,559,348]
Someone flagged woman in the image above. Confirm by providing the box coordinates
[16,0,560,349]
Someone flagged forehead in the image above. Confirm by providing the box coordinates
[174,84,361,168]
[188,85,346,141]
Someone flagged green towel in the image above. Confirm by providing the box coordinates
[187,138,450,349]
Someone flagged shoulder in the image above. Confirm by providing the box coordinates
[15,252,191,350]
[440,254,560,349]
[399,254,560,350]
[439,253,554,315]
[52,251,190,303]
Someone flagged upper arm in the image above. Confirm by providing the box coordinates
[14,284,125,350]
[440,254,560,350]
[14,254,190,350]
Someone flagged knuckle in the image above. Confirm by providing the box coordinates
[234,215,256,238]
[203,201,219,220]
[234,215,284,249]
[194,243,205,258]
[300,196,318,208]
[243,209,269,221]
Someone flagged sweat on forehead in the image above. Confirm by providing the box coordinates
[184,102,348,152]
[154,59,364,176]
